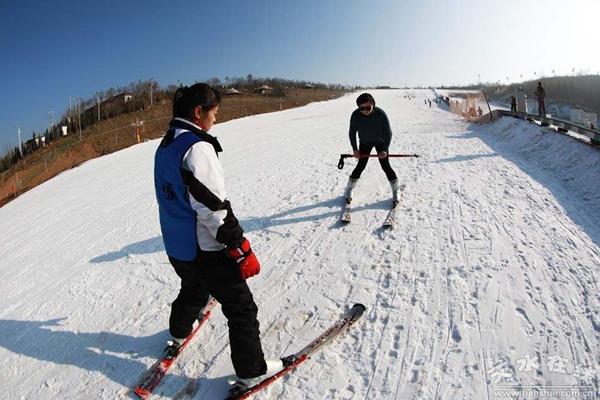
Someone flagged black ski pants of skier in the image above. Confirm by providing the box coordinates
[538,99,546,117]
[350,143,397,181]
[168,249,267,379]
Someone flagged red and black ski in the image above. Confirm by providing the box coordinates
[226,303,366,400]
[133,297,218,399]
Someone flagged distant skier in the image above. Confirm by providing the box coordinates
[153,83,282,389]
[535,81,546,117]
[344,93,400,206]
[515,86,527,113]
[510,96,517,112]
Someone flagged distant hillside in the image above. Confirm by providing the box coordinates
[445,75,600,115]
[1,76,350,174]
[0,87,347,207]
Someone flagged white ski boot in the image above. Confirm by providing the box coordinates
[229,359,284,394]
[237,359,283,386]
[344,177,358,203]
[390,179,401,207]
[164,337,185,360]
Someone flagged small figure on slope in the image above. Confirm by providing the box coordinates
[535,81,546,117]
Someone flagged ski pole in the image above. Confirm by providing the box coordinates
[337,153,419,169]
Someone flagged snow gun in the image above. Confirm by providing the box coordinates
[337,153,419,169]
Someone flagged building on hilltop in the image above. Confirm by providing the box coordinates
[254,84,273,94]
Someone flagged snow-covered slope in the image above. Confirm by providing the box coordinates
[0,90,598,399]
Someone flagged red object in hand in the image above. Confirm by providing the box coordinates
[227,238,261,280]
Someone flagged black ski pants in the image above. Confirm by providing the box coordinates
[169,250,267,379]
[538,99,546,117]
[350,143,397,181]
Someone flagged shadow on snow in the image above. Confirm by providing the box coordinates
[91,196,392,263]
[0,318,197,397]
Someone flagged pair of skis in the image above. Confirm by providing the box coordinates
[133,303,366,399]
[341,199,399,228]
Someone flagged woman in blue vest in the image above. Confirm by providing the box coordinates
[154,83,282,387]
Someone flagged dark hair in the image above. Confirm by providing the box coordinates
[172,83,221,119]
[356,93,375,107]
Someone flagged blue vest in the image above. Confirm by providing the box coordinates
[154,130,202,261]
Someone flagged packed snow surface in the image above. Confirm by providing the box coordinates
[1,89,599,399]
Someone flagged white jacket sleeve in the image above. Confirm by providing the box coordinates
[181,142,240,245]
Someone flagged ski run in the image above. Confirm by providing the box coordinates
[1,89,599,399]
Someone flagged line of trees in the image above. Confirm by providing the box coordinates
[1,79,175,173]
[66,79,175,135]
[204,74,348,92]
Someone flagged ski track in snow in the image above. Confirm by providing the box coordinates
[0,89,599,399]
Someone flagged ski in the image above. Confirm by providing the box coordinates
[226,303,366,400]
[382,202,398,228]
[340,200,352,223]
[133,297,218,399]
[383,187,404,228]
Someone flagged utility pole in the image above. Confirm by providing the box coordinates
[47,111,54,144]
[477,74,481,86]
[48,111,54,131]
[150,81,153,107]
[16,125,22,156]
[77,97,82,141]
[96,93,101,122]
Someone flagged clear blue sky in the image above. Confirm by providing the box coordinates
[1,0,598,151]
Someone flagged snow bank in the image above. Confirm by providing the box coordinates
[476,116,600,214]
